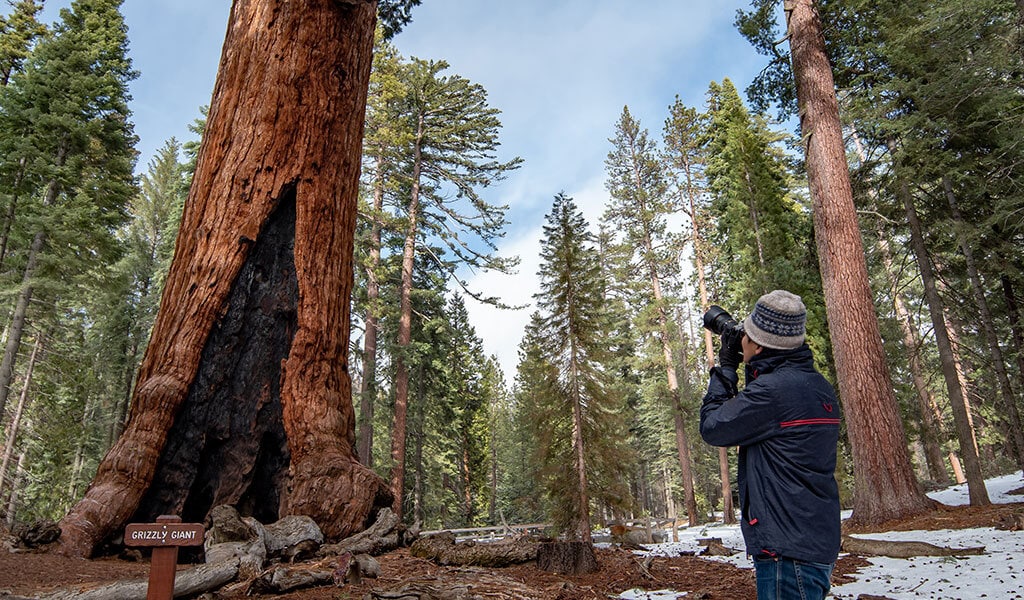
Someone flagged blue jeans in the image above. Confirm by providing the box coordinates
[754,556,833,600]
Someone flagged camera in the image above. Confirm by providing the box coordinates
[703,305,743,336]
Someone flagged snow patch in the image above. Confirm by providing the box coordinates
[615,471,1024,599]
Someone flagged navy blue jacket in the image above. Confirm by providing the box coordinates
[700,344,841,565]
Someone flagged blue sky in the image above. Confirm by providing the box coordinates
[31,0,773,379]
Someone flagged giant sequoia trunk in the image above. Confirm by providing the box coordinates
[785,0,934,524]
[58,0,391,558]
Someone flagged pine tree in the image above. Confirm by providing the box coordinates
[602,106,700,526]
[662,97,736,525]
[511,314,562,524]
[784,0,936,523]
[0,1,46,268]
[444,295,491,525]
[703,79,828,354]
[871,0,1024,472]
[388,57,521,519]
[377,0,422,40]
[356,32,407,469]
[0,0,45,86]
[481,354,506,524]
[530,192,629,542]
[740,0,1024,495]
[103,139,188,443]
[0,0,137,424]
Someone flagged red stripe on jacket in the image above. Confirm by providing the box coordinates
[779,418,841,428]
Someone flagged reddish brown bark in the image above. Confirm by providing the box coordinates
[58,0,390,558]
[785,0,934,524]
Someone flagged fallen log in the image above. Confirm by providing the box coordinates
[37,558,240,600]
[319,507,403,557]
[410,531,538,567]
[841,535,985,559]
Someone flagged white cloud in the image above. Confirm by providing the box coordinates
[461,225,542,381]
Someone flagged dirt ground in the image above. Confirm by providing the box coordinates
[0,501,1020,600]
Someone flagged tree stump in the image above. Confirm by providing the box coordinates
[536,540,598,575]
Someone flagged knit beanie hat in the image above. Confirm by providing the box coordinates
[742,290,806,350]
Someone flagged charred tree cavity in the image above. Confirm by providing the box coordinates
[133,186,299,526]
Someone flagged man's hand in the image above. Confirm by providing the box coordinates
[718,328,743,370]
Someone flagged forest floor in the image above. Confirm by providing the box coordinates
[0,501,1021,600]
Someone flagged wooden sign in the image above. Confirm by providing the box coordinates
[124,515,206,600]
[125,520,205,547]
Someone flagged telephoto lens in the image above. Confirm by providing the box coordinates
[702,305,740,336]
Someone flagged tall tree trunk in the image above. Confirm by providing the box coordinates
[569,360,592,544]
[411,366,426,527]
[0,157,27,272]
[663,465,678,541]
[0,333,41,498]
[390,120,425,520]
[898,177,989,505]
[686,183,735,525]
[942,177,1024,470]
[942,302,983,454]
[667,329,700,524]
[785,0,933,524]
[651,285,696,526]
[4,450,26,528]
[670,404,697,526]
[0,141,66,419]
[0,229,45,419]
[634,152,697,526]
[1000,273,1024,411]
[357,153,386,468]
[888,278,952,485]
[58,0,390,558]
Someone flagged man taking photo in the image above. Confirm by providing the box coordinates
[699,290,841,600]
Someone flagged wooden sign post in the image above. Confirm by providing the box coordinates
[124,515,205,600]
